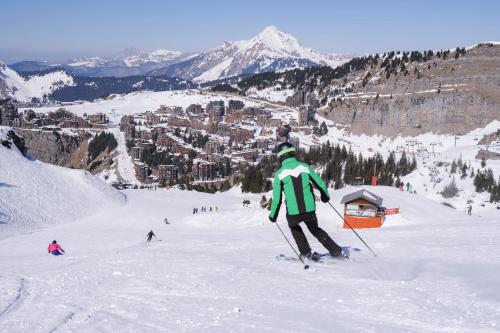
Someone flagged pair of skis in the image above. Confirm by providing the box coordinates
[276,247,361,265]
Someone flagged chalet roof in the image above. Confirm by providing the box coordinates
[340,189,383,206]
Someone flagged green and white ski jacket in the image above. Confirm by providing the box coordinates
[269,157,330,221]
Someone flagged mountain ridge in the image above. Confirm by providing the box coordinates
[9,26,351,82]
[0,64,196,102]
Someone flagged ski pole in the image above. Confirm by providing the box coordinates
[274,222,310,270]
[327,202,378,257]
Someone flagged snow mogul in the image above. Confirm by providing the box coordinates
[47,240,65,256]
[269,142,344,260]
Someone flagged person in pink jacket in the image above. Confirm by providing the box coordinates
[48,240,65,256]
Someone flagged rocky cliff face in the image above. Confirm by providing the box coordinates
[14,128,117,174]
[319,43,500,136]
[14,129,90,166]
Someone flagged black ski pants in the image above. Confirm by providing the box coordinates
[287,212,341,256]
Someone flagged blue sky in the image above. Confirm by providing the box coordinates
[1,0,499,63]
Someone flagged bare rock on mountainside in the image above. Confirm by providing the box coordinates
[320,43,500,136]
[476,148,500,160]
[13,129,116,173]
[478,129,500,145]
[14,129,88,166]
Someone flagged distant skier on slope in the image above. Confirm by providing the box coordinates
[146,230,156,242]
[467,204,472,215]
[47,240,65,256]
[268,142,344,260]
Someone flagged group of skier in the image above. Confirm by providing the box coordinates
[399,182,413,192]
[193,206,218,214]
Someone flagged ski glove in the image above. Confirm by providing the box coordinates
[320,192,330,203]
[268,215,277,223]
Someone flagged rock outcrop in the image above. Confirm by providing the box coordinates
[13,128,117,174]
[14,129,88,166]
[320,43,500,136]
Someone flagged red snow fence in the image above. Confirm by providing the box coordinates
[384,208,400,215]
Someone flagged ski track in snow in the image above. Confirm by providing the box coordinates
[110,126,139,184]
[0,277,28,321]
[0,186,499,332]
[47,311,75,333]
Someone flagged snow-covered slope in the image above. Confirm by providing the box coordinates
[0,62,74,102]
[154,26,351,82]
[0,184,498,332]
[0,127,126,239]
[24,90,262,119]
[246,86,296,102]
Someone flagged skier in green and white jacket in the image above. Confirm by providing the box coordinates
[269,142,343,259]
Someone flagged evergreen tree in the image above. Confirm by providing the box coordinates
[442,177,459,198]
[88,132,118,160]
[397,151,409,175]
[460,163,468,179]
[319,121,328,136]
[450,159,457,173]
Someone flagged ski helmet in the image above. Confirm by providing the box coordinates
[277,142,296,163]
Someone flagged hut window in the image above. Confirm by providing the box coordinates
[346,203,377,217]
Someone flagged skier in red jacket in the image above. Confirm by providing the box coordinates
[48,240,65,256]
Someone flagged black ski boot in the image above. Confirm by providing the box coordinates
[327,247,349,260]
[301,252,321,262]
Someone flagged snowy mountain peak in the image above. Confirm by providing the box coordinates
[186,26,352,82]
[252,25,302,52]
